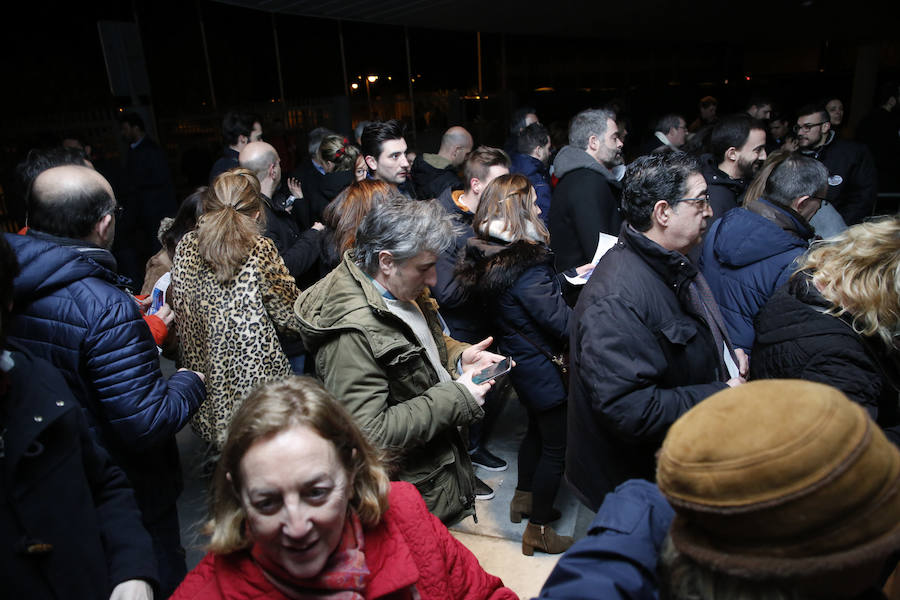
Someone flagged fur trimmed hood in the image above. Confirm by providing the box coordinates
[455,238,553,296]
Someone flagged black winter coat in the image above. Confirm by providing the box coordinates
[1,347,158,599]
[549,146,623,271]
[457,239,571,411]
[700,153,746,223]
[751,274,900,446]
[567,224,729,511]
[410,155,462,200]
[800,134,878,225]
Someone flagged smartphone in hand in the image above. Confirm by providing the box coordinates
[472,356,513,384]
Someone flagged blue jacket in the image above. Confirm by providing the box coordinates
[510,153,552,228]
[699,198,815,352]
[537,479,674,600]
[457,239,570,411]
[5,232,205,521]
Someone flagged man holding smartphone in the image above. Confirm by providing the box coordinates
[296,198,506,525]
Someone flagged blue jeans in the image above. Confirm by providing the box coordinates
[288,354,306,375]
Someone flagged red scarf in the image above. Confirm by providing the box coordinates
[251,511,369,599]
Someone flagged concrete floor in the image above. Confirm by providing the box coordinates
[171,360,593,599]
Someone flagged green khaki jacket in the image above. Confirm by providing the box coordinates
[295,252,482,524]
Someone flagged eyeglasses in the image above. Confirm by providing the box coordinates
[671,192,711,211]
[794,121,827,133]
[112,205,125,218]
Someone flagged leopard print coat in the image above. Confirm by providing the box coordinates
[172,231,302,446]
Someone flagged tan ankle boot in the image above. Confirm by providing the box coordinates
[510,489,532,523]
[510,489,562,524]
[521,522,574,556]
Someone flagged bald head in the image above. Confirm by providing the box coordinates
[29,165,116,241]
[239,141,280,196]
[239,142,277,177]
[438,126,474,167]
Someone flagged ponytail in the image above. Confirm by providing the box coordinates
[197,168,264,283]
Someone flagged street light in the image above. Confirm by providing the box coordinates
[365,75,379,119]
[350,82,359,90]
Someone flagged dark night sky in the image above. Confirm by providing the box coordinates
[3,1,896,119]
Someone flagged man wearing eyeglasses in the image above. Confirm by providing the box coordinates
[567,152,747,511]
[796,103,877,226]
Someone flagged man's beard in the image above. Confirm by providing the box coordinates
[738,157,762,180]
[602,149,624,169]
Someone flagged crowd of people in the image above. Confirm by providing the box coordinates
[2,85,899,600]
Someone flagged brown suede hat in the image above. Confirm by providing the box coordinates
[656,379,900,579]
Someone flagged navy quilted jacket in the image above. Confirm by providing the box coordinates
[5,232,205,519]
[699,198,814,352]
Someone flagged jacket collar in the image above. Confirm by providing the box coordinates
[295,252,444,361]
[619,223,699,293]
[26,230,119,273]
[744,196,816,241]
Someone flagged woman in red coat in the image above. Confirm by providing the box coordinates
[171,376,517,600]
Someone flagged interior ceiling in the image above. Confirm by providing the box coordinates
[213,0,881,40]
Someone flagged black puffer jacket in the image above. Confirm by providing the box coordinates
[751,274,900,445]
[457,239,570,411]
[567,224,729,511]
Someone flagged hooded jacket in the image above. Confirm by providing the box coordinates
[411,153,462,200]
[699,197,815,351]
[430,186,486,343]
[700,153,746,222]
[5,232,205,521]
[295,253,482,524]
[549,146,623,271]
[456,239,570,411]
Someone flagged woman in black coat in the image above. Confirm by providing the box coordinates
[457,174,576,556]
[751,215,900,446]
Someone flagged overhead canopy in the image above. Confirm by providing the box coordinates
[213,0,883,40]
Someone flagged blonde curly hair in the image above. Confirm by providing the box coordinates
[796,215,900,347]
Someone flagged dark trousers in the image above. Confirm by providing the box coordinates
[147,505,187,598]
[516,402,567,524]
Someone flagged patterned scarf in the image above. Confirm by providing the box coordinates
[251,511,369,599]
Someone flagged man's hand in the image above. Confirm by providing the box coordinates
[109,579,153,600]
[575,262,595,276]
[460,337,507,373]
[734,348,749,378]
[726,376,746,388]
[456,368,492,406]
[178,367,205,383]
[287,177,303,198]
[154,303,174,327]
[312,221,325,231]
